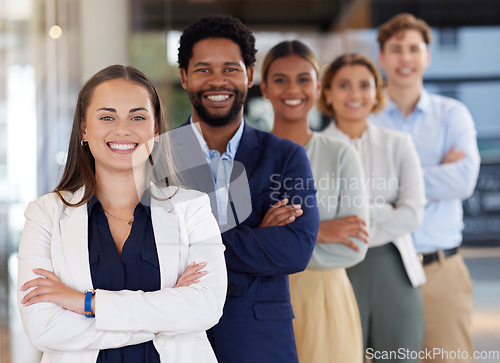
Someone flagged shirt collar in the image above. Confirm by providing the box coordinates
[189,116,244,160]
[87,190,151,217]
[139,189,152,216]
[384,88,430,116]
[87,194,101,217]
[415,88,431,114]
[328,121,370,142]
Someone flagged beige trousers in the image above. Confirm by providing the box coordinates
[289,268,363,363]
[421,253,474,363]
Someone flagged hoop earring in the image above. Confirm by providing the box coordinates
[81,140,88,147]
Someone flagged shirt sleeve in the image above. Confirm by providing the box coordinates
[307,144,370,269]
[95,193,227,334]
[17,199,155,353]
[423,102,480,201]
[369,135,426,246]
[220,146,319,276]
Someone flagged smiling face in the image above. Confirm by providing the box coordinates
[379,29,431,89]
[81,79,157,174]
[260,54,320,125]
[323,64,377,125]
[180,37,254,127]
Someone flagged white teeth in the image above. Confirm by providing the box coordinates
[347,102,362,107]
[284,99,302,106]
[109,143,136,150]
[207,95,229,101]
[399,68,412,74]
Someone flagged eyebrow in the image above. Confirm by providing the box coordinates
[224,62,242,67]
[271,72,312,78]
[193,61,243,67]
[193,62,210,67]
[334,78,372,83]
[96,107,148,113]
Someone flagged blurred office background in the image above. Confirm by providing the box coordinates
[1,0,499,361]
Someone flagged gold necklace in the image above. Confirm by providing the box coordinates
[103,209,134,226]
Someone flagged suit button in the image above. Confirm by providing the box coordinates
[227,286,235,293]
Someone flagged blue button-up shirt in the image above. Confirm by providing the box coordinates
[369,89,480,253]
[190,118,244,225]
[87,193,160,362]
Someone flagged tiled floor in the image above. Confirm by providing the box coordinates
[2,247,499,363]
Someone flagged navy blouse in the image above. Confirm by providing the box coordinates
[88,194,161,363]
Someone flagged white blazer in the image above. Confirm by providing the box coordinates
[323,123,427,287]
[17,186,227,363]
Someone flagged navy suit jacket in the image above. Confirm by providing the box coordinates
[171,120,319,363]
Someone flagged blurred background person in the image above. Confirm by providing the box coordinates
[261,40,368,363]
[17,65,227,363]
[321,53,427,362]
[370,13,481,362]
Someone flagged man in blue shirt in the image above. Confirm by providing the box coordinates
[369,13,480,363]
[172,15,319,363]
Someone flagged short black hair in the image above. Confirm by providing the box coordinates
[178,15,257,70]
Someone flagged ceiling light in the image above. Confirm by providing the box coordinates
[49,25,62,39]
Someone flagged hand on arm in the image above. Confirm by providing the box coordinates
[259,198,303,227]
[426,146,465,203]
[174,262,208,287]
[20,268,86,314]
[316,216,369,252]
[21,260,207,315]
[221,146,319,275]
[442,146,465,164]
[423,104,480,200]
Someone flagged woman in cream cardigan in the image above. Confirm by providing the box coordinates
[17,65,227,363]
[260,40,369,363]
[321,54,426,362]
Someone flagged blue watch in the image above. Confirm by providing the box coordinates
[84,289,95,318]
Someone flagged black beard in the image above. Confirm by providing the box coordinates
[189,87,247,127]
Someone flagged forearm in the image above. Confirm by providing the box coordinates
[424,158,479,200]
[18,301,154,352]
[222,220,317,275]
[307,241,367,270]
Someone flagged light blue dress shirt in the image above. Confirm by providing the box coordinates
[369,89,480,253]
[190,118,244,225]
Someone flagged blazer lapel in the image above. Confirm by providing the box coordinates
[366,124,385,180]
[59,189,94,291]
[171,120,218,216]
[151,186,180,289]
[234,122,260,178]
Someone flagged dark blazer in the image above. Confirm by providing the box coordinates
[171,120,319,363]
